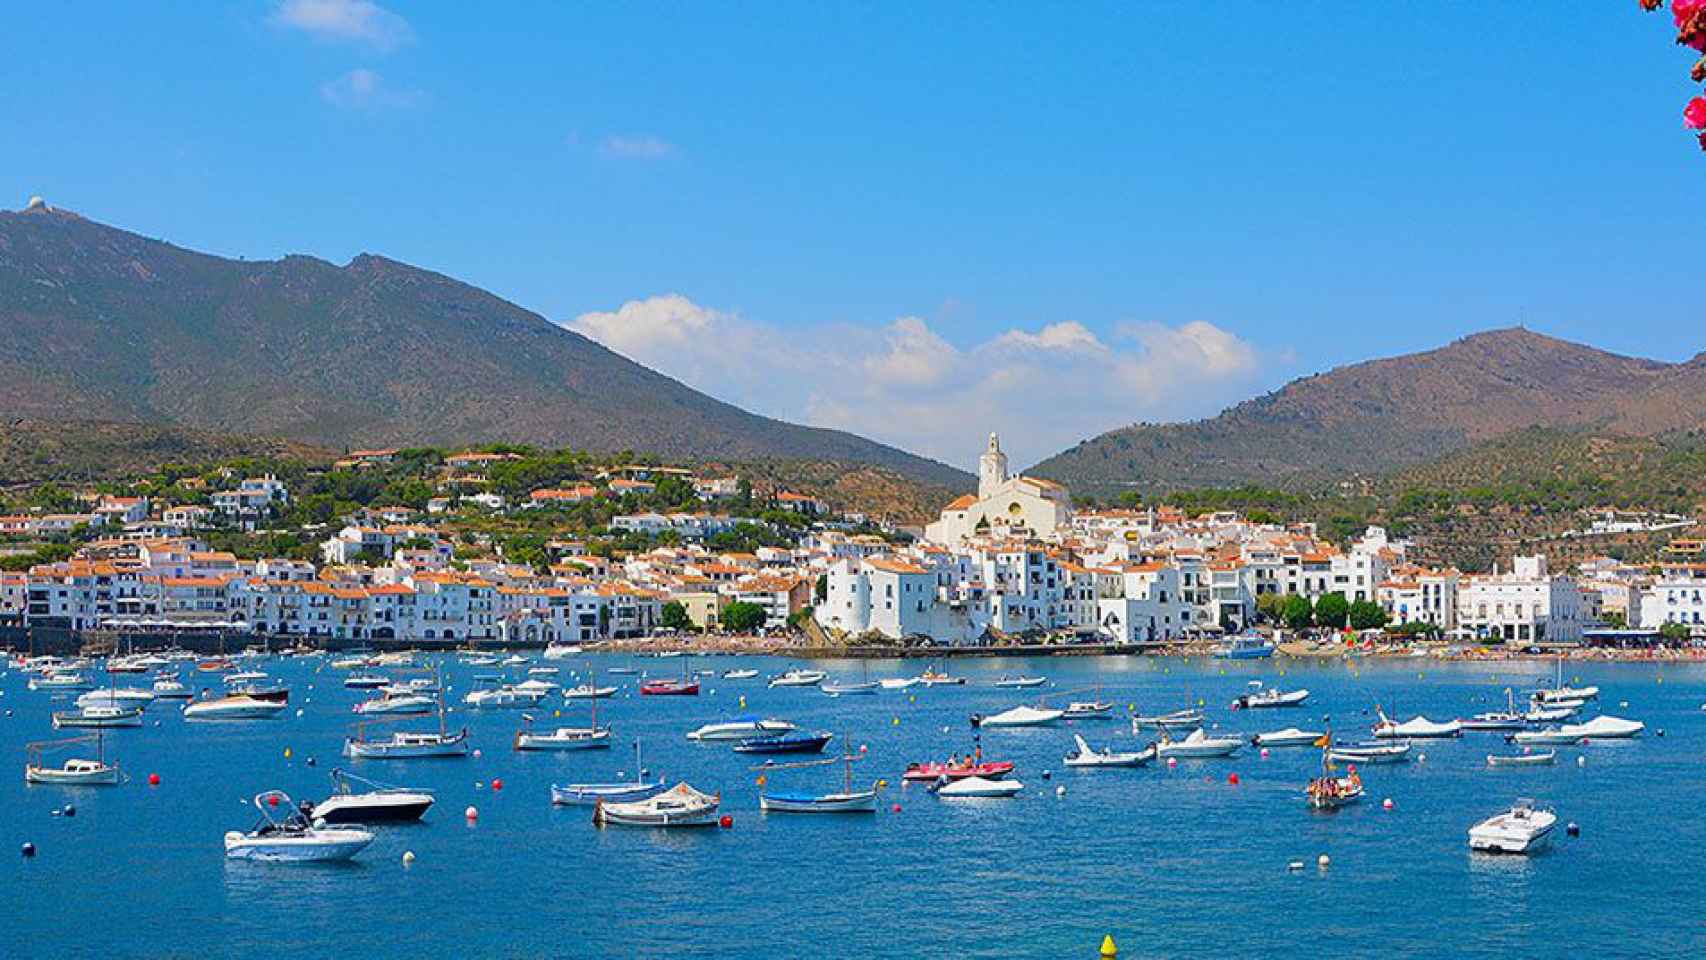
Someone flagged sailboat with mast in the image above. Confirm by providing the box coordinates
[515,670,612,750]
[25,732,123,785]
[551,739,667,805]
[343,671,470,759]
[757,738,879,813]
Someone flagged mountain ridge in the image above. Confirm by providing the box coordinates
[0,204,969,488]
[1033,327,1706,494]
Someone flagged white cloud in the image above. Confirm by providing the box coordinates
[599,135,675,160]
[562,296,1273,469]
[319,68,422,109]
[272,0,413,51]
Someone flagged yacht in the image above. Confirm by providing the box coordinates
[686,717,797,741]
[563,683,618,700]
[768,669,827,688]
[1153,728,1242,759]
[1231,683,1309,709]
[1468,799,1557,854]
[25,735,122,785]
[224,792,375,862]
[76,688,156,709]
[52,705,145,729]
[151,677,194,699]
[183,694,288,720]
[515,725,612,751]
[29,672,94,692]
[353,692,435,715]
[343,726,470,759]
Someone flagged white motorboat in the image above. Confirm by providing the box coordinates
[151,677,193,699]
[53,705,145,729]
[993,676,1047,689]
[879,678,918,690]
[184,695,287,720]
[1563,714,1644,740]
[931,776,1023,798]
[915,669,965,687]
[1328,740,1412,764]
[463,683,549,709]
[722,669,759,680]
[30,672,94,691]
[1231,684,1309,710]
[1509,727,1584,746]
[1468,799,1557,854]
[1252,727,1326,748]
[1525,705,1578,723]
[1063,734,1154,768]
[77,688,156,709]
[541,643,584,660]
[974,705,1065,728]
[1154,728,1242,759]
[687,717,797,741]
[821,680,880,696]
[563,683,617,699]
[593,782,720,827]
[1372,709,1462,739]
[1132,709,1205,730]
[311,769,434,823]
[515,677,559,694]
[516,725,612,751]
[1064,700,1113,718]
[224,791,375,862]
[331,656,371,670]
[344,674,390,689]
[343,727,470,759]
[528,666,561,677]
[501,655,530,667]
[353,692,435,715]
[25,735,122,785]
[769,669,827,688]
[224,671,269,685]
[1487,750,1556,767]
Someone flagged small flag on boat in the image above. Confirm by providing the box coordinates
[1312,733,1330,748]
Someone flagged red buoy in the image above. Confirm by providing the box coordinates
[267,794,280,807]
[147,773,160,786]
[718,815,733,829]
[1228,773,1240,786]
[491,778,504,792]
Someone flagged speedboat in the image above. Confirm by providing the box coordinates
[902,759,1014,782]
[1328,740,1412,764]
[722,669,759,680]
[734,731,834,755]
[353,692,435,715]
[1154,728,1242,759]
[224,791,374,862]
[1372,709,1462,739]
[53,705,145,729]
[224,671,269,685]
[1533,685,1598,705]
[687,717,797,741]
[879,678,918,690]
[528,666,561,677]
[563,684,617,699]
[993,676,1047,689]
[344,674,390,689]
[593,782,720,827]
[1525,705,1578,723]
[768,669,827,688]
[1063,734,1154,768]
[541,642,584,660]
[974,705,1065,728]
[1231,684,1309,710]
[1132,709,1204,730]
[1064,700,1113,718]
[515,725,612,751]
[463,684,549,709]
[343,727,470,759]
[1509,727,1584,746]
[311,769,434,823]
[1468,799,1557,854]
[1252,727,1326,748]
[1487,750,1556,767]
[184,695,287,720]
[639,678,699,696]
[931,776,1022,798]
[501,655,530,667]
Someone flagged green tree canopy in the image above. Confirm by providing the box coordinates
[1347,599,1388,631]
[1314,592,1350,630]
[1281,594,1314,632]
[660,600,693,632]
[721,601,768,633]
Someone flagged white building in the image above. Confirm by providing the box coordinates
[1457,555,1584,644]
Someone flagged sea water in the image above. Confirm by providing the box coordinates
[2,654,1702,959]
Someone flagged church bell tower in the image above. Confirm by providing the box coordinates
[978,432,1009,499]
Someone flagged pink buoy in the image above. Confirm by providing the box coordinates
[1260,748,1270,759]
[892,804,902,813]
[1166,757,1178,769]
[1383,798,1394,810]
[464,805,479,820]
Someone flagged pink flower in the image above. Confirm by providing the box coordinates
[1688,95,1706,130]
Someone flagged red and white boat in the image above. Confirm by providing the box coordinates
[640,679,700,696]
[901,760,1014,783]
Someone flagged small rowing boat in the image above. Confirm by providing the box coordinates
[993,675,1047,689]
[1486,750,1556,767]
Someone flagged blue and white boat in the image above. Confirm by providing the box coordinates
[1213,635,1275,660]
[733,731,834,755]
[757,744,879,813]
[551,741,666,806]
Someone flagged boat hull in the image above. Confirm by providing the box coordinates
[25,765,122,785]
[224,830,374,862]
[551,782,666,806]
[312,793,435,823]
[760,790,878,813]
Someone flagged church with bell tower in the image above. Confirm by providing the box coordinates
[925,432,1073,544]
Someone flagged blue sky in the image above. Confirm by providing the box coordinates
[3,2,1701,469]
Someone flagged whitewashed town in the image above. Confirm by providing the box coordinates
[5,433,1703,656]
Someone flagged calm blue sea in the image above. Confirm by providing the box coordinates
[2,653,1702,959]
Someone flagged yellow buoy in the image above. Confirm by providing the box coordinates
[892,717,900,726]
[283,747,292,759]
[1100,934,1118,958]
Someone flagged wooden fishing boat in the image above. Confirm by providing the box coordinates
[551,740,665,805]
[1486,750,1556,767]
[757,742,879,813]
[593,782,720,827]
